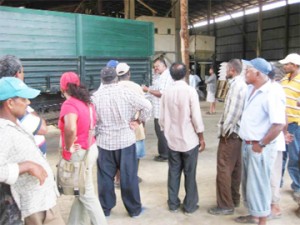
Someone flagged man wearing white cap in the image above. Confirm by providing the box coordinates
[116,62,147,183]
[279,53,300,217]
[93,67,152,218]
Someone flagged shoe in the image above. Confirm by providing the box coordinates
[184,211,192,216]
[104,211,111,217]
[154,155,168,162]
[208,206,234,215]
[267,213,282,220]
[293,191,300,203]
[169,208,179,213]
[234,215,258,224]
[183,205,199,216]
[296,206,300,218]
[138,176,142,183]
[234,202,240,208]
[131,207,145,218]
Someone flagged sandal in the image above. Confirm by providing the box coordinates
[235,215,258,224]
[267,213,282,220]
[206,111,212,115]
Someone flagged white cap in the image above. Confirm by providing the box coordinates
[116,63,130,76]
[279,53,300,65]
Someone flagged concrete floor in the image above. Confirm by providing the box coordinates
[46,101,300,225]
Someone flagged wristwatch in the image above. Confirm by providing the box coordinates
[258,140,266,148]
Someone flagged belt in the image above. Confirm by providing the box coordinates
[245,140,259,145]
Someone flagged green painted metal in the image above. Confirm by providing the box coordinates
[80,15,154,57]
[0,6,76,57]
[0,6,154,58]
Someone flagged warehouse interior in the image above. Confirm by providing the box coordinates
[0,1,300,224]
[1,0,299,73]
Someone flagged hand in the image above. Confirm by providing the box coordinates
[19,161,48,185]
[252,142,263,153]
[285,132,294,144]
[141,85,149,92]
[129,120,140,130]
[199,140,205,153]
[69,143,81,153]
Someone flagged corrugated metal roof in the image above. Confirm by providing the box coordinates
[1,0,283,24]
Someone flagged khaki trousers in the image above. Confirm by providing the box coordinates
[24,206,65,225]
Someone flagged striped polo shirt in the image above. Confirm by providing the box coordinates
[281,73,300,124]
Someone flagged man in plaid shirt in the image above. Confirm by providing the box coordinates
[93,67,152,218]
[208,59,247,216]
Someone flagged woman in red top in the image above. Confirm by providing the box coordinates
[59,72,107,225]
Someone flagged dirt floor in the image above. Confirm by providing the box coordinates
[46,101,300,225]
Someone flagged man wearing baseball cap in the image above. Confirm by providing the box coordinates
[116,62,147,184]
[279,53,300,218]
[0,77,64,224]
[236,58,286,225]
[92,66,152,218]
[0,55,49,224]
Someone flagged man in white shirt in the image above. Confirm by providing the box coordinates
[142,57,173,162]
[159,62,205,215]
[236,58,285,225]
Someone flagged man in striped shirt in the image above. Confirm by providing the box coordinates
[279,53,300,213]
[208,59,247,216]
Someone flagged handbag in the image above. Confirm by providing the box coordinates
[56,105,94,196]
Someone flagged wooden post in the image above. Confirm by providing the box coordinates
[180,0,189,81]
[96,0,103,15]
[256,0,262,57]
[124,0,129,19]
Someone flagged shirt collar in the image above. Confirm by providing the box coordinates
[0,118,18,129]
[174,80,187,85]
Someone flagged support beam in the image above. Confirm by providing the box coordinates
[173,0,181,62]
[165,0,179,17]
[207,0,211,35]
[180,0,189,81]
[124,0,129,19]
[96,0,103,15]
[74,0,86,13]
[130,0,135,19]
[284,0,289,56]
[137,0,157,16]
[256,0,263,57]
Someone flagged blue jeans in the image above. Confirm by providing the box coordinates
[242,142,276,217]
[136,140,145,159]
[97,144,142,217]
[287,123,300,192]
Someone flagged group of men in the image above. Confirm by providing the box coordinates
[205,54,300,225]
[0,52,300,225]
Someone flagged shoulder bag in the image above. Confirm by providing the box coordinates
[56,105,94,196]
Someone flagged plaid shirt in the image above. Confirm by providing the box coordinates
[149,69,174,119]
[92,83,152,150]
[218,75,247,137]
[0,119,58,218]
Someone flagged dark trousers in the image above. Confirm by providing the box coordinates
[97,144,142,217]
[216,133,242,209]
[168,146,199,213]
[154,118,169,159]
[0,183,22,225]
